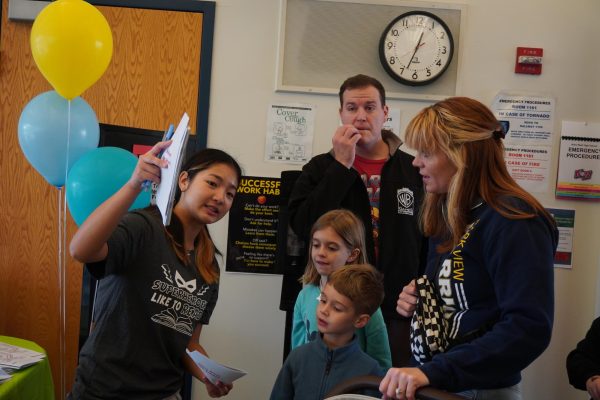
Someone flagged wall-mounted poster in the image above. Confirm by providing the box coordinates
[504,144,551,193]
[556,121,600,201]
[491,92,555,145]
[491,92,555,193]
[383,108,401,136]
[265,103,315,164]
[546,207,575,269]
[226,176,282,274]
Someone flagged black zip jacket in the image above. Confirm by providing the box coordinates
[288,131,427,319]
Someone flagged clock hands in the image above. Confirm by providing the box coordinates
[406,31,425,70]
[398,41,426,60]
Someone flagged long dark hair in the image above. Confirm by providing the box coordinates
[166,148,242,284]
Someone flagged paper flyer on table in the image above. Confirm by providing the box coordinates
[186,349,247,385]
[0,341,45,370]
[153,113,190,225]
[0,366,11,382]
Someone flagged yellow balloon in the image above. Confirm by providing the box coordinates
[30,0,113,100]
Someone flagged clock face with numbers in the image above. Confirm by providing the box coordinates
[379,11,454,86]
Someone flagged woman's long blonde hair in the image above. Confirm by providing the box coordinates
[301,209,368,285]
[405,96,553,252]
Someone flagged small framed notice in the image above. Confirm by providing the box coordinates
[546,207,575,269]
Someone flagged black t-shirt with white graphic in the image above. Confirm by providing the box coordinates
[70,207,218,400]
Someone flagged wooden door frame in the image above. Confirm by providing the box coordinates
[90,0,214,151]
[0,0,215,394]
[4,0,215,148]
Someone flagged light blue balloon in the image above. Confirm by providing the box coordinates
[18,90,100,187]
[66,147,151,226]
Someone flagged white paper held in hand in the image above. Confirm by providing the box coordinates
[185,349,247,385]
[154,112,190,226]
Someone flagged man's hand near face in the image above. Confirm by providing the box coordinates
[332,124,362,168]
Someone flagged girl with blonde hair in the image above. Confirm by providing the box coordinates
[291,209,392,369]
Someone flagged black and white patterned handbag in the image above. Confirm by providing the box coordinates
[409,275,450,363]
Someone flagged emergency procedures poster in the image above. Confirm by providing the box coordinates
[556,121,600,201]
[226,176,281,274]
[491,92,555,193]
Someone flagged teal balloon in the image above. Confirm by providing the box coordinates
[66,146,151,226]
[18,90,100,187]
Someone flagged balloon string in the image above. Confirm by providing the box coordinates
[58,101,72,400]
[58,187,66,400]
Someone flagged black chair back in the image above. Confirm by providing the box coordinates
[325,375,468,400]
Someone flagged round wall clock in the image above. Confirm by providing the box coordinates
[379,11,454,86]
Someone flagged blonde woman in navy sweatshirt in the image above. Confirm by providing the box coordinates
[380,97,558,400]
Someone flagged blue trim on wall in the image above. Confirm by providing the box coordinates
[196,2,215,150]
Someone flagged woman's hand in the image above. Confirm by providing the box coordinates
[587,376,600,400]
[202,377,233,398]
[396,280,418,317]
[128,140,172,190]
[379,367,429,400]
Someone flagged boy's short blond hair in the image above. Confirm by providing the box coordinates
[327,264,384,316]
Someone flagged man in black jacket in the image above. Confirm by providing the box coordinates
[287,74,426,366]
[567,316,600,399]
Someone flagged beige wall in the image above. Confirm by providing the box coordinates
[200,0,600,399]
[2,0,598,399]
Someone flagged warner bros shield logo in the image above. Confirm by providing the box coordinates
[397,188,414,216]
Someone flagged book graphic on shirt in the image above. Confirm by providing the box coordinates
[151,308,193,336]
[154,112,191,225]
[186,349,247,385]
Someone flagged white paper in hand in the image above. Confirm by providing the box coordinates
[186,349,247,385]
[154,112,190,225]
